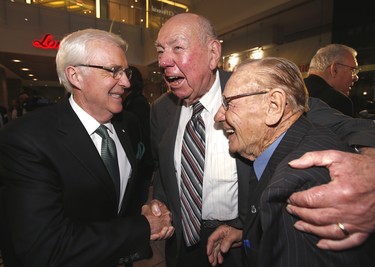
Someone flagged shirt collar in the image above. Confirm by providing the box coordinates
[253,132,286,180]
[69,95,114,135]
[201,71,221,114]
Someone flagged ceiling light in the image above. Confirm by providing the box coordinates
[157,0,189,11]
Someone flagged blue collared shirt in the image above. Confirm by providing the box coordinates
[253,132,286,180]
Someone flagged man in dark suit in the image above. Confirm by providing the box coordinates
[304,44,359,117]
[209,57,373,266]
[0,28,173,267]
[149,13,375,267]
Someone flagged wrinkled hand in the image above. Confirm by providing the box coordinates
[142,199,174,240]
[287,149,375,250]
[206,225,242,266]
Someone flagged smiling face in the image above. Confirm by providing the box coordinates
[214,68,270,161]
[155,13,221,105]
[67,40,130,123]
[214,58,306,161]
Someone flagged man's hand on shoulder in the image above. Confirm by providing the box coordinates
[286,149,375,250]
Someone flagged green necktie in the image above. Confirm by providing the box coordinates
[95,124,120,200]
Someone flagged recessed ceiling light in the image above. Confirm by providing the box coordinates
[21,68,30,71]
[12,59,22,63]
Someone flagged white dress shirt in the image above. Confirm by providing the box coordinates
[69,95,131,212]
[174,72,238,221]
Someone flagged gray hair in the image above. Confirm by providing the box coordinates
[308,44,357,73]
[56,28,128,92]
[237,57,309,113]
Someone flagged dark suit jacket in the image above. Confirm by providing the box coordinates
[243,116,374,267]
[0,95,151,267]
[305,74,354,117]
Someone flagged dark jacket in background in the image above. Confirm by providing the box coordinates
[305,74,354,117]
[123,66,154,207]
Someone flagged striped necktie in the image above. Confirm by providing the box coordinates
[180,101,205,246]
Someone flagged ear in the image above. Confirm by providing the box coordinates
[265,88,286,126]
[208,39,222,70]
[66,66,81,89]
[329,62,337,77]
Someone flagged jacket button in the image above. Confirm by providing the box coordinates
[250,205,257,213]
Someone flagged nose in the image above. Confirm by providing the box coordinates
[214,105,226,122]
[118,73,131,88]
[158,52,173,68]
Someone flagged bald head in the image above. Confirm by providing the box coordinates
[158,13,217,45]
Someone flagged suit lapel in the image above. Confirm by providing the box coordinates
[56,97,119,205]
[243,117,311,240]
[113,120,138,211]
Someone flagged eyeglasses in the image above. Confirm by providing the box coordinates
[74,64,132,80]
[336,62,360,76]
[222,91,269,110]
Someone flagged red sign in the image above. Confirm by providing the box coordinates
[33,33,60,50]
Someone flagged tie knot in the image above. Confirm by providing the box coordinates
[192,102,204,117]
[95,125,110,139]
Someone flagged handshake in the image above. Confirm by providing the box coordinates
[142,199,175,240]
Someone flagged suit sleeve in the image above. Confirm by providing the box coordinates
[307,97,375,147]
[149,98,168,204]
